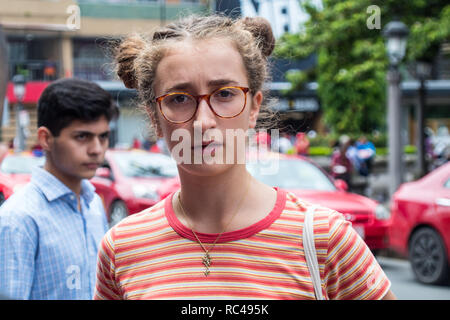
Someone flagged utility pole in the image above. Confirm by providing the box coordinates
[383,20,409,197]
[386,67,403,196]
[0,25,8,142]
[415,61,431,178]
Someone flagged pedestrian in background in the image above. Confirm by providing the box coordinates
[255,131,271,151]
[0,78,117,299]
[153,137,170,155]
[132,136,141,149]
[356,135,376,176]
[94,14,395,300]
[294,132,310,156]
[331,135,353,188]
[272,132,293,154]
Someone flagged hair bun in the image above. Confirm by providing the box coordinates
[239,16,275,57]
[115,34,146,89]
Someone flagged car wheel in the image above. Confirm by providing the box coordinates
[409,227,449,285]
[0,192,5,206]
[109,200,129,228]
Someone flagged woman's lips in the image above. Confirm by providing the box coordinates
[191,141,223,155]
[192,141,222,149]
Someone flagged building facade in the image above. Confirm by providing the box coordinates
[0,0,210,149]
[1,0,449,150]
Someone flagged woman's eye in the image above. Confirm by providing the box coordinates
[170,94,189,104]
[219,90,233,97]
[215,89,237,100]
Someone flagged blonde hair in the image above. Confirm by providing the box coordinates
[114,14,277,131]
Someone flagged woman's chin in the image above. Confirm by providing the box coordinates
[177,161,242,178]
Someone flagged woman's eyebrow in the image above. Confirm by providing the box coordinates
[164,79,240,93]
[207,79,240,87]
[164,82,193,93]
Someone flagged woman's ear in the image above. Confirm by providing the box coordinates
[249,91,263,129]
[37,127,53,152]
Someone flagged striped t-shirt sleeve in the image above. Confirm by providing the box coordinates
[94,228,122,300]
[323,211,391,300]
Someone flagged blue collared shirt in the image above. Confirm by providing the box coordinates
[0,167,108,300]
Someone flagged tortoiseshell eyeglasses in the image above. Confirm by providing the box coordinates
[155,86,250,124]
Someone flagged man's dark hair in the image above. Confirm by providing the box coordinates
[38,78,117,136]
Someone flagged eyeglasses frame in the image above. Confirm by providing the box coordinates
[155,86,250,124]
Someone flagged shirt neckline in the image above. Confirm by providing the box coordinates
[165,187,286,243]
[31,167,95,204]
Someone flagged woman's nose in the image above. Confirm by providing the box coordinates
[193,98,217,132]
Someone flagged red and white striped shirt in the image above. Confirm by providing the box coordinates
[94,188,390,300]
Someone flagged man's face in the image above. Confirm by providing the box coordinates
[46,116,110,181]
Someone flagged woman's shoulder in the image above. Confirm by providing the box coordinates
[283,190,342,224]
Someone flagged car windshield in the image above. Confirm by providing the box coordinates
[112,152,178,178]
[246,158,336,191]
[0,155,45,174]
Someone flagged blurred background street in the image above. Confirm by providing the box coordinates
[378,257,450,300]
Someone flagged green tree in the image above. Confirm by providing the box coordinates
[275,0,450,135]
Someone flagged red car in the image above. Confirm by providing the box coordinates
[159,152,391,253]
[91,149,178,227]
[247,153,391,252]
[389,161,450,285]
[0,152,45,205]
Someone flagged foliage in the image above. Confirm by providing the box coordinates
[371,132,387,148]
[307,132,415,157]
[375,145,416,156]
[308,146,333,156]
[308,133,339,147]
[275,0,450,135]
[404,145,417,154]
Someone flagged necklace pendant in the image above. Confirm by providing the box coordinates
[202,253,211,267]
[202,253,211,276]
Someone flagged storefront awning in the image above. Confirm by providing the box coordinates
[6,81,50,105]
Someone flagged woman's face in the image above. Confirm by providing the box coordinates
[152,38,262,177]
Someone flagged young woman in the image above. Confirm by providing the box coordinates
[94,14,395,300]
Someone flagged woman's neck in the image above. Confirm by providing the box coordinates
[175,164,255,233]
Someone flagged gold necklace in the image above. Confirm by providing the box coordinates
[177,177,251,277]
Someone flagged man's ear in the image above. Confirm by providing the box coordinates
[37,127,53,152]
[146,106,163,138]
[249,91,263,129]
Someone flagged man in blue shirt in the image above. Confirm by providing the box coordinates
[355,135,376,176]
[0,78,117,299]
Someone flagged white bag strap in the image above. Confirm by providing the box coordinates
[303,205,324,300]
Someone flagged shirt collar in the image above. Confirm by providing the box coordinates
[31,167,96,204]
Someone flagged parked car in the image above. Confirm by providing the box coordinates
[0,152,45,206]
[389,161,450,285]
[247,153,391,253]
[159,152,391,253]
[91,149,178,227]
